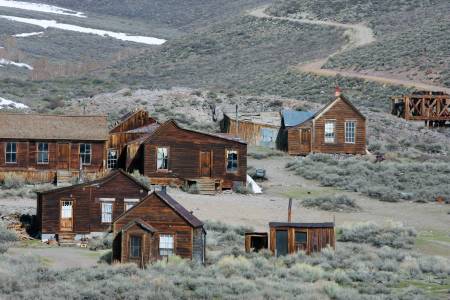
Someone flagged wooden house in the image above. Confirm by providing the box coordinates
[281,92,366,155]
[127,120,247,193]
[391,91,450,127]
[112,191,206,266]
[220,112,281,148]
[36,169,150,242]
[269,222,335,256]
[108,109,158,170]
[0,113,108,183]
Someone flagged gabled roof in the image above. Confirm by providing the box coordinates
[144,120,246,144]
[313,95,366,121]
[125,123,160,134]
[36,169,150,195]
[114,191,204,228]
[122,218,157,233]
[224,111,281,127]
[282,110,315,127]
[0,113,108,140]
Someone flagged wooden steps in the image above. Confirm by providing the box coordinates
[58,232,77,246]
[195,178,217,195]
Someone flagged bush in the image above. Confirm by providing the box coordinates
[339,221,417,249]
[301,195,360,212]
[0,222,18,254]
[129,170,150,189]
[89,233,113,251]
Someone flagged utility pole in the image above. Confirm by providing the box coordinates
[235,104,239,137]
[288,198,292,223]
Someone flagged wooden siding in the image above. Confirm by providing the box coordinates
[0,140,106,182]
[222,116,279,147]
[269,226,335,255]
[113,193,195,260]
[143,122,247,188]
[38,171,149,234]
[287,123,312,155]
[118,225,156,267]
[110,110,155,134]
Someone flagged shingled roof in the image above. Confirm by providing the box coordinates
[0,113,108,140]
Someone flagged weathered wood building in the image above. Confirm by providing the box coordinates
[269,222,335,256]
[108,109,158,170]
[281,92,366,155]
[112,191,205,266]
[36,170,150,242]
[391,91,450,126]
[127,120,247,193]
[220,112,281,148]
[0,113,108,183]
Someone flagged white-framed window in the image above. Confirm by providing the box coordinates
[107,149,118,169]
[157,147,168,170]
[324,121,336,143]
[129,235,141,258]
[345,121,356,144]
[226,149,238,172]
[124,198,139,211]
[5,142,17,163]
[101,201,113,223]
[159,234,174,256]
[61,201,73,219]
[80,143,92,165]
[37,142,49,164]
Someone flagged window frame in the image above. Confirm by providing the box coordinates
[5,142,17,164]
[100,199,114,223]
[159,233,175,257]
[226,149,239,173]
[294,230,308,252]
[124,198,139,212]
[129,235,142,258]
[107,148,118,169]
[79,143,92,165]
[324,120,336,144]
[36,142,49,164]
[156,147,169,171]
[345,120,356,144]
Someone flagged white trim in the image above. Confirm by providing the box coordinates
[344,120,357,144]
[124,198,140,203]
[314,98,340,120]
[98,197,115,202]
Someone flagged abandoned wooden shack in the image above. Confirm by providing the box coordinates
[108,109,158,170]
[126,120,247,194]
[281,91,366,155]
[36,169,150,243]
[0,113,109,183]
[245,232,268,253]
[112,191,205,266]
[220,112,281,148]
[391,91,450,126]
[269,222,335,256]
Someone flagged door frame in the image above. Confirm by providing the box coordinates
[59,198,75,232]
[57,142,71,170]
[199,151,213,177]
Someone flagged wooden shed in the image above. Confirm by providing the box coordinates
[112,191,206,266]
[281,91,366,155]
[128,120,247,193]
[269,222,335,256]
[245,232,268,253]
[220,112,281,148]
[36,169,150,243]
[0,113,108,183]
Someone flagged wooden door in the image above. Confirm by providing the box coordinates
[60,200,73,232]
[57,143,70,169]
[199,151,211,177]
[301,129,311,153]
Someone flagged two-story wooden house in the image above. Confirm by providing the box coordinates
[0,113,108,183]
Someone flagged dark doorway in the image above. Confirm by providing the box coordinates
[245,233,268,252]
[276,230,288,256]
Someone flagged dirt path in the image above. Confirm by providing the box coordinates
[249,6,450,93]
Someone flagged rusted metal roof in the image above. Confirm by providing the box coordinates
[0,113,108,140]
[269,222,335,228]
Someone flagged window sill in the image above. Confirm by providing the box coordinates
[156,169,171,173]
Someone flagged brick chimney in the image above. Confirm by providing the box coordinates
[335,86,341,97]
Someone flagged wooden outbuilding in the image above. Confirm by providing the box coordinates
[281,91,366,155]
[127,120,247,193]
[391,91,450,126]
[0,113,109,183]
[220,112,281,148]
[108,109,158,170]
[36,169,150,243]
[269,222,335,256]
[245,232,268,253]
[112,191,206,267]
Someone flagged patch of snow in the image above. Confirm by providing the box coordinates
[13,31,43,37]
[0,97,29,109]
[0,58,33,70]
[0,15,166,45]
[0,0,85,18]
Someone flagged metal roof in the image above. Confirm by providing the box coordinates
[269,222,335,228]
[282,110,315,127]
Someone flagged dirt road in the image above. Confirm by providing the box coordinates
[249,6,450,94]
